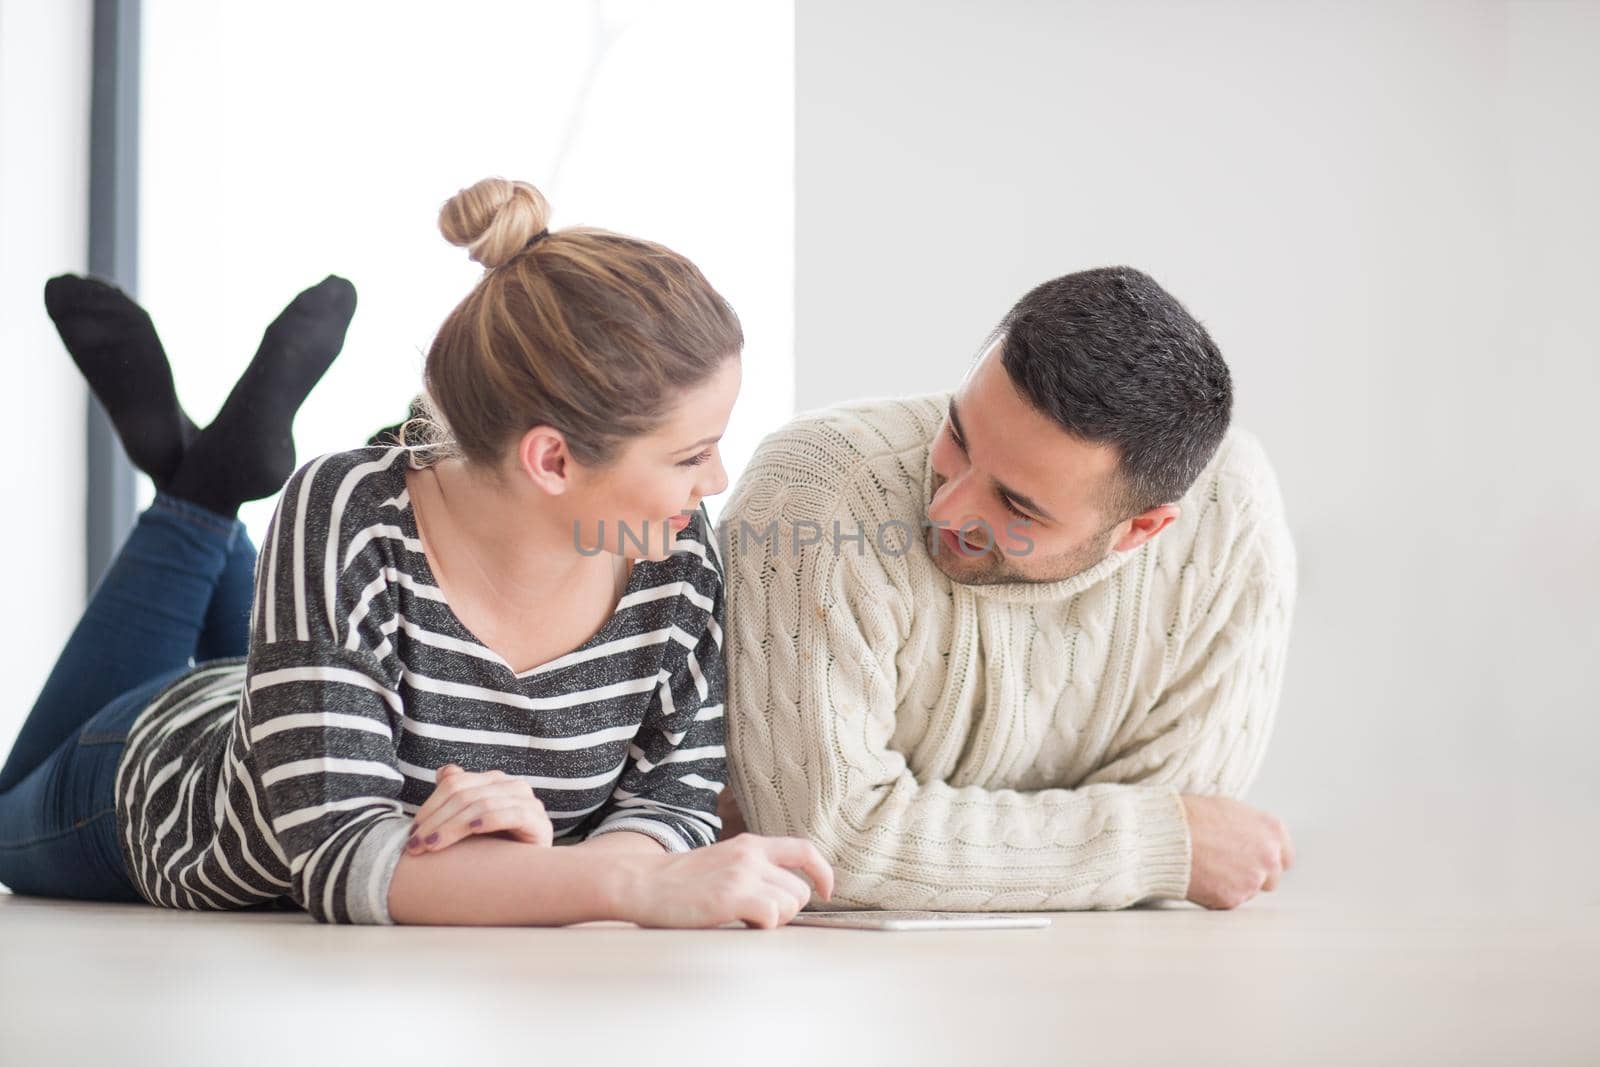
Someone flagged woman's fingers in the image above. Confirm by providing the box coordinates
[760,866,815,913]
[728,838,829,926]
[496,799,554,847]
[409,773,547,852]
[739,896,785,930]
[409,778,496,846]
[407,765,474,831]
[422,797,552,852]
[757,836,835,901]
[416,787,543,849]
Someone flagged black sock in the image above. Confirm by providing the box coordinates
[167,275,357,516]
[44,275,199,488]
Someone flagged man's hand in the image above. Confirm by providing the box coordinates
[1180,795,1294,909]
[406,764,554,854]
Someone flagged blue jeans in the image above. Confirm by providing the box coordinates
[0,494,255,901]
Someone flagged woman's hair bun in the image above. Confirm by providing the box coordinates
[438,178,552,269]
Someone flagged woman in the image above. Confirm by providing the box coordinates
[0,177,832,926]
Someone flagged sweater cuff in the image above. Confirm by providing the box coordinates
[1136,787,1192,901]
[345,815,413,925]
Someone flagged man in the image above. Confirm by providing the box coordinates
[716,266,1296,911]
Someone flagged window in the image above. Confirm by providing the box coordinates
[140,0,793,540]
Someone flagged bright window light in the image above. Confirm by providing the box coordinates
[140,0,793,543]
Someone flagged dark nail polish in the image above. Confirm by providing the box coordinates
[425,832,440,845]
[407,836,420,850]
[469,818,483,829]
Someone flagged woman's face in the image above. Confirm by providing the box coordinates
[568,355,742,560]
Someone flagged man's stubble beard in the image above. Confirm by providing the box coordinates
[923,523,1117,586]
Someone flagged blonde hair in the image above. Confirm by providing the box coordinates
[417,177,743,467]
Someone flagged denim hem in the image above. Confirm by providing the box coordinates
[0,806,117,850]
[149,492,244,544]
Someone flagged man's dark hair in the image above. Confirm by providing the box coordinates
[997,266,1232,520]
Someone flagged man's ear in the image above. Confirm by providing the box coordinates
[1111,503,1180,553]
[515,426,572,495]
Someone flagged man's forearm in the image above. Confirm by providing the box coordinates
[387,834,657,925]
[743,777,1192,911]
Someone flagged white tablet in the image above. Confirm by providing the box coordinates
[787,910,1050,931]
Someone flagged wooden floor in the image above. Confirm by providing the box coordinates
[2,828,1597,1066]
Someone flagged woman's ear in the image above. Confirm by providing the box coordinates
[515,426,572,494]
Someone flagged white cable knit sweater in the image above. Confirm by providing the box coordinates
[720,393,1297,910]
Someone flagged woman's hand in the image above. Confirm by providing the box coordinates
[407,764,554,854]
[619,834,835,929]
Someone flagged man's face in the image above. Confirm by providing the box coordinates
[925,340,1140,585]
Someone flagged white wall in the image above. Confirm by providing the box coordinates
[796,1,1600,905]
[0,0,91,766]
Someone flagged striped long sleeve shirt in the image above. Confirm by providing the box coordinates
[114,446,726,924]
